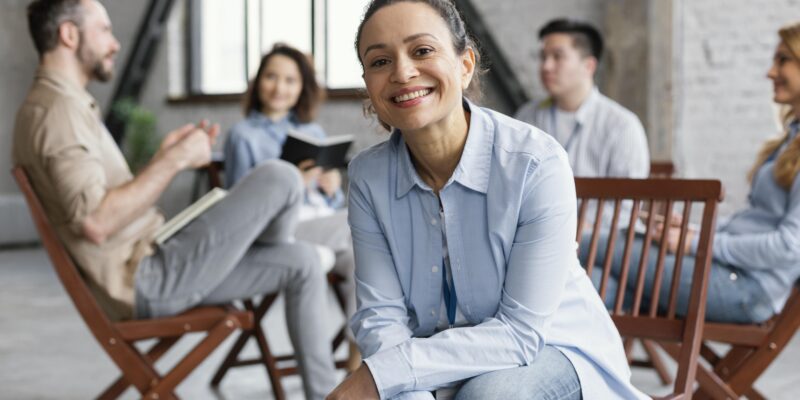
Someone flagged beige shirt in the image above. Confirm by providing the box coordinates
[13,67,163,320]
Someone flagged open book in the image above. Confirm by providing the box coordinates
[153,187,228,245]
[280,130,353,169]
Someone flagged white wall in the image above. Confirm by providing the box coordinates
[674,0,800,214]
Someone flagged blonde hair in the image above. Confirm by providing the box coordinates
[747,22,800,190]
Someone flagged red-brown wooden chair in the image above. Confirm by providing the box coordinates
[575,177,724,398]
[205,162,351,400]
[660,281,800,399]
[12,166,253,400]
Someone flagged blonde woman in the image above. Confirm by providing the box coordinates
[590,22,800,325]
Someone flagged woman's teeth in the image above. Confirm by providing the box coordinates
[394,89,432,103]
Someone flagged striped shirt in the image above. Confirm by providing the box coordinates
[515,88,650,228]
[514,87,649,179]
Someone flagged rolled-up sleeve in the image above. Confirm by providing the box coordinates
[39,101,108,234]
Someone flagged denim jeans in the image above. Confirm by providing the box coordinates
[579,232,774,324]
[453,346,581,400]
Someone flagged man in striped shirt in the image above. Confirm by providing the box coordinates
[515,19,650,232]
[515,18,649,182]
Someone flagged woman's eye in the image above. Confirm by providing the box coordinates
[415,47,433,56]
[370,59,389,68]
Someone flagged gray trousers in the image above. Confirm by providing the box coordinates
[296,210,356,322]
[135,160,336,399]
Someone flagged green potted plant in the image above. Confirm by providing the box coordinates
[111,98,159,173]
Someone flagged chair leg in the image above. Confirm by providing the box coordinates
[642,339,673,385]
[251,316,286,400]
[144,316,240,399]
[98,337,180,399]
[210,328,255,387]
[210,296,277,387]
[745,387,767,400]
[661,342,739,400]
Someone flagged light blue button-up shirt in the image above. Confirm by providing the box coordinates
[347,101,646,399]
[713,120,800,313]
[223,111,344,208]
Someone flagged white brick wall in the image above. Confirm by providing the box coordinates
[675,0,800,215]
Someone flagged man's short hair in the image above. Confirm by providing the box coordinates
[539,18,604,61]
[27,0,85,56]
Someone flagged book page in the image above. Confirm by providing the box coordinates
[153,187,228,245]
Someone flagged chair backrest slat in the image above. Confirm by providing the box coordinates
[614,201,640,314]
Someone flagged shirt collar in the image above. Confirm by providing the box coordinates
[395,99,493,198]
[247,110,297,126]
[35,66,99,113]
[541,86,599,126]
[789,119,799,140]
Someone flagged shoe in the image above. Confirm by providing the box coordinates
[314,245,336,273]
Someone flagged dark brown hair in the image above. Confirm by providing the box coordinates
[27,0,84,57]
[354,0,484,130]
[242,43,323,123]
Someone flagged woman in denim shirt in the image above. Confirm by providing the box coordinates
[588,22,800,326]
[224,44,360,369]
[327,1,646,399]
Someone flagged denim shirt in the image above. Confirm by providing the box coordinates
[223,111,344,208]
[347,100,646,400]
[713,120,800,313]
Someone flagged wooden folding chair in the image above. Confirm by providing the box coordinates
[657,280,800,399]
[204,162,351,400]
[575,177,723,398]
[11,166,253,399]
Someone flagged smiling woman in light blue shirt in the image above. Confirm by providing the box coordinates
[326,1,645,400]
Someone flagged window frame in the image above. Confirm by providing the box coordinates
[185,0,366,99]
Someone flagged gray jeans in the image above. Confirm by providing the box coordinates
[296,210,356,321]
[135,160,336,399]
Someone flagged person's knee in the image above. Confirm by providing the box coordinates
[288,242,327,287]
[249,159,303,196]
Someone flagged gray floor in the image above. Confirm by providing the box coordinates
[1,246,798,399]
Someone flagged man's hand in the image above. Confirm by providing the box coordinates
[326,364,380,400]
[317,169,342,197]
[157,121,220,170]
[80,121,220,244]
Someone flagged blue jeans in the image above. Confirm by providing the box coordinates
[579,232,774,324]
[453,346,581,400]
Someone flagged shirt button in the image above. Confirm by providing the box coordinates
[431,218,437,225]
[729,272,738,281]
[432,265,439,273]
[430,309,436,316]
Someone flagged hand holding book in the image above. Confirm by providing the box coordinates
[280,130,353,169]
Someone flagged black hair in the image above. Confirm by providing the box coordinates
[539,18,603,61]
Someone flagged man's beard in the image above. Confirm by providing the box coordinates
[77,37,114,82]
